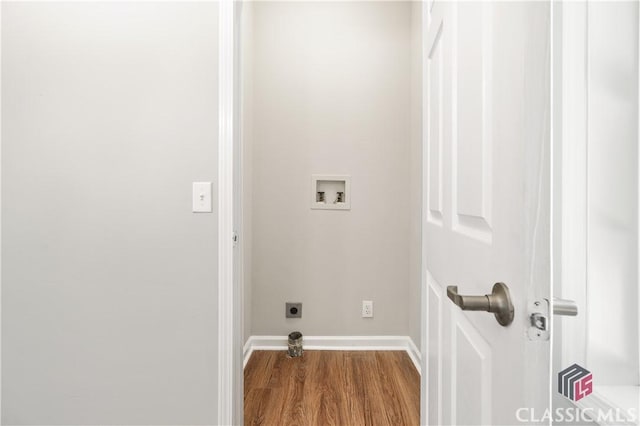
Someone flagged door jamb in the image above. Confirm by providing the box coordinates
[553,0,589,373]
[218,0,242,424]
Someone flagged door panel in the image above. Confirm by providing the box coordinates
[452,2,493,242]
[427,14,444,226]
[423,2,551,424]
[452,311,492,426]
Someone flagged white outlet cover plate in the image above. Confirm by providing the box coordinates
[362,300,373,318]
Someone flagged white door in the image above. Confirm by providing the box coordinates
[422,2,551,425]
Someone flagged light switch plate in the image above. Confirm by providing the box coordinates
[192,182,212,213]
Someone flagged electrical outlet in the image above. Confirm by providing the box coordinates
[286,302,302,318]
[362,300,373,318]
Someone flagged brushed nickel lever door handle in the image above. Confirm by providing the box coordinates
[446,282,515,326]
[553,298,578,316]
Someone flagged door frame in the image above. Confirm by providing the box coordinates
[223,1,560,424]
[553,0,589,372]
[220,1,429,424]
[218,0,243,424]
[0,0,3,417]
[553,2,640,422]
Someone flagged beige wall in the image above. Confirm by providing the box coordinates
[409,1,423,349]
[241,1,254,346]
[248,1,416,337]
[2,3,219,424]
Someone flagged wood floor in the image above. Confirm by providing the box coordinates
[244,350,420,426]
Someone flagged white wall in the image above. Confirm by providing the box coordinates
[249,1,414,337]
[586,1,639,386]
[1,3,219,424]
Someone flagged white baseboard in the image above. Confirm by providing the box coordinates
[243,338,254,369]
[406,337,422,375]
[243,335,421,375]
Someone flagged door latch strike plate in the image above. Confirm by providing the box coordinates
[528,299,550,341]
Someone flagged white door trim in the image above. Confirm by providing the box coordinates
[555,0,589,371]
[0,1,4,417]
[554,3,640,423]
[218,0,239,424]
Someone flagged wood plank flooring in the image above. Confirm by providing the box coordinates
[244,350,420,426]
